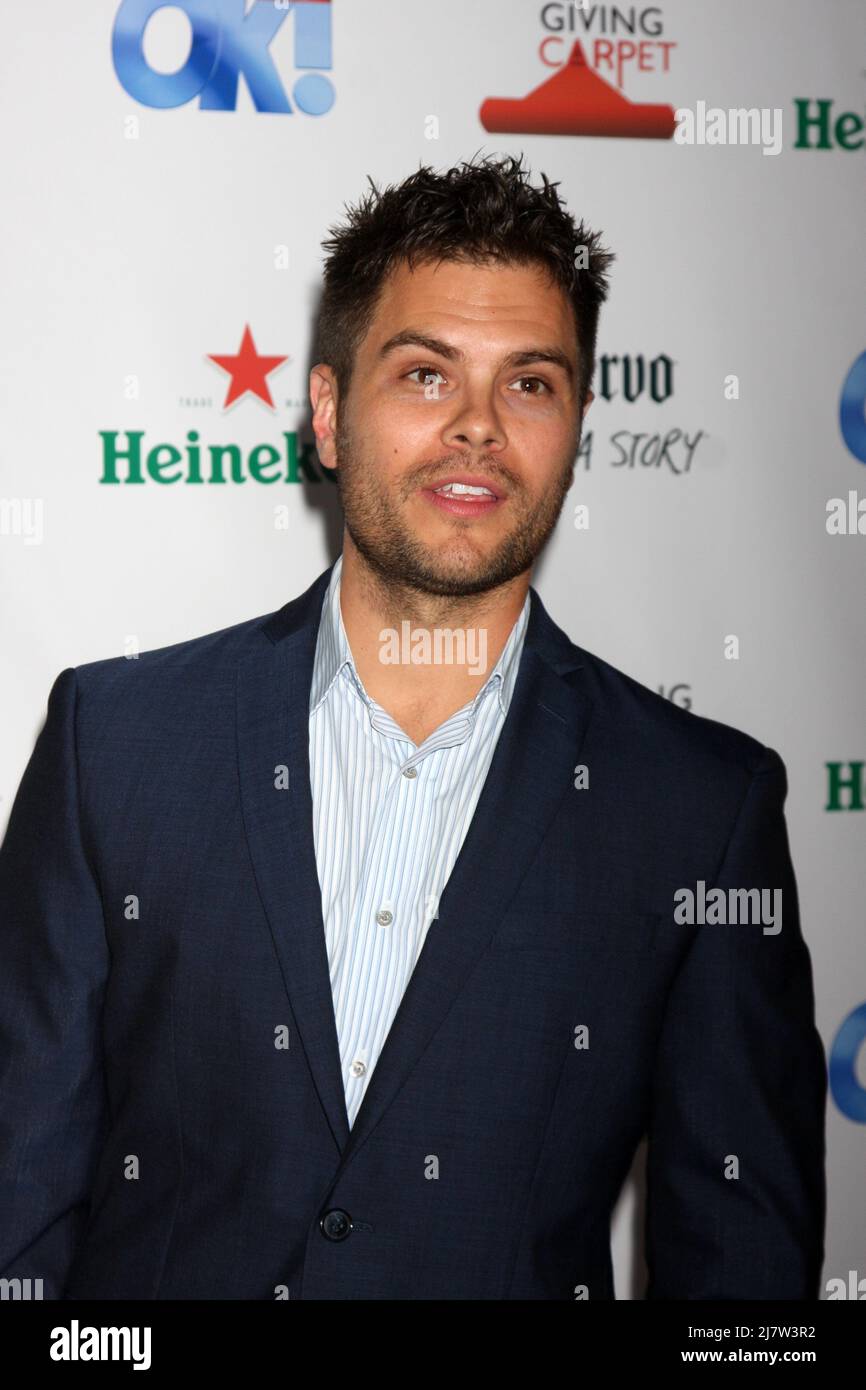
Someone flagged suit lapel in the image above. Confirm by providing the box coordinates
[237,564,351,1153]
[236,562,594,1167]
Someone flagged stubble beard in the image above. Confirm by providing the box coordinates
[333,414,579,599]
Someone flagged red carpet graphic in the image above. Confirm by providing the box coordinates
[479,43,676,139]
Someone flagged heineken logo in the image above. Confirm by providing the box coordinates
[98,431,333,485]
[793,98,865,150]
[207,324,288,409]
[98,326,332,484]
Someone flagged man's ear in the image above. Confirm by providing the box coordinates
[581,388,595,417]
[310,364,339,472]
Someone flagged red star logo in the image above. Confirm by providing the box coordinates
[207,325,288,408]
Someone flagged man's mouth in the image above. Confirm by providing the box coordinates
[420,476,505,517]
[433,482,496,497]
[422,483,505,517]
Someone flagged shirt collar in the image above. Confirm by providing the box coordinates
[309,552,530,722]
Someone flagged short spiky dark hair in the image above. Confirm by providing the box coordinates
[314,151,614,407]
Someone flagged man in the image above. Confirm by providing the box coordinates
[0,154,825,1300]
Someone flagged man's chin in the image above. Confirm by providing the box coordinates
[394,550,531,598]
[345,517,537,596]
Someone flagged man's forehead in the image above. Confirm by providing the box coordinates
[369,256,574,339]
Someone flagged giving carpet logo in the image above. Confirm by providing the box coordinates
[480,3,676,139]
[98,326,331,486]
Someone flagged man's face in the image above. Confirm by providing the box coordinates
[311,256,592,597]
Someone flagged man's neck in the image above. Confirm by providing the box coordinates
[336,538,530,721]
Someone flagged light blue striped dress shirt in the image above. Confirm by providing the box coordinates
[308,552,531,1128]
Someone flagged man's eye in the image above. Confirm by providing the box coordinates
[510,376,550,396]
[406,365,446,388]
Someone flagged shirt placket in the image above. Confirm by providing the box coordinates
[342,718,436,1123]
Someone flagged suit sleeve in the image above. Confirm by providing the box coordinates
[645,745,827,1299]
[0,667,110,1298]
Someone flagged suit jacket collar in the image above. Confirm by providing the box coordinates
[260,558,584,680]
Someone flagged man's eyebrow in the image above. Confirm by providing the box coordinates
[377,330,575,384]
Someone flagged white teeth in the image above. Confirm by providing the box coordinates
[434,483,495,497]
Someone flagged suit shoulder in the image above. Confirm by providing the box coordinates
[67,607,280,707]
[572,643,774,782]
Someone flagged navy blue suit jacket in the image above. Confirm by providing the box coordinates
[0,563,826,1299]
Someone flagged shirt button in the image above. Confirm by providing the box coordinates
[402,766,417,778]
[350,1059,366,1077]
[376,908,393,926]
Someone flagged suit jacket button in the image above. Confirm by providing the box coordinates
[320,1208,352,1241]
